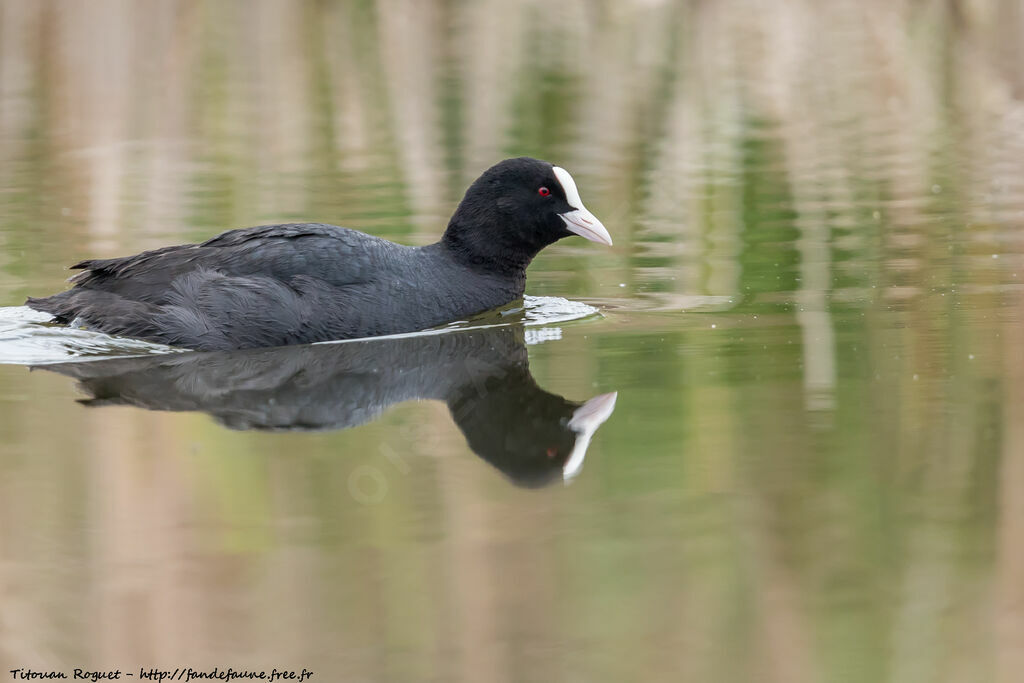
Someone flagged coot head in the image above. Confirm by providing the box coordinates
[443,157,611,271]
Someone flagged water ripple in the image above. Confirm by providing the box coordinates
[0,295,599,365]
[0,306,182,365]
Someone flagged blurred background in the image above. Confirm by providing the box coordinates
[1,0,1023,681]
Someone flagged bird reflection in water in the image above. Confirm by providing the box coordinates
[37,326,617,487]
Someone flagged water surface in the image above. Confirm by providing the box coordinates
[1,2,1023,682]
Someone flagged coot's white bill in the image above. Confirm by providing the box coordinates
[563,391,619,481]
[553,166,613,246]
[559,207,612,246]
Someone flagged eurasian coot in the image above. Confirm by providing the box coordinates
[27,157,611,351]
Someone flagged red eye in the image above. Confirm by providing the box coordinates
[538,187,551,197]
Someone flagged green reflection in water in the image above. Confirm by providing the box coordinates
[0,0,1022,681]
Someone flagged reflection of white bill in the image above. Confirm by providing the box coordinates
[564,392,619,482]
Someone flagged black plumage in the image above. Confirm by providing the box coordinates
[27,158,611,350]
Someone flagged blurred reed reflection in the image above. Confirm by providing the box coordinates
[1,0,1023,681]
[38,326,617,487]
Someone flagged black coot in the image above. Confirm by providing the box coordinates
[27,157,611,350]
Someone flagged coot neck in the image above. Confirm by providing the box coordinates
[439,219,538,279]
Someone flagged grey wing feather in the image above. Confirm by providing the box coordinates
[66,223,389,302]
